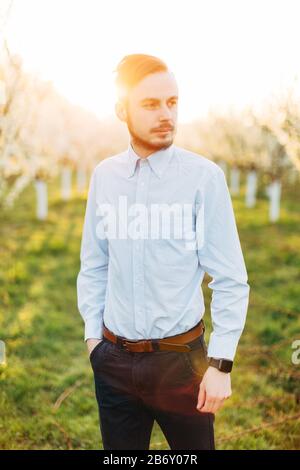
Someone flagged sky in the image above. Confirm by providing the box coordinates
[2,0,300,123]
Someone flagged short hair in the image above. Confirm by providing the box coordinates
[113,54,169,101]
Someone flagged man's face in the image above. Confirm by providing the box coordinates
[118,71,178,151]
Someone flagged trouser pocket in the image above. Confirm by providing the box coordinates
[182,334,209,378]
[89,339,107,364]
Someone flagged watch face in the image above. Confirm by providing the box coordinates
[220,359,233,373]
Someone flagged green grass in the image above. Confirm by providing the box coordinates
[0,175,299,450]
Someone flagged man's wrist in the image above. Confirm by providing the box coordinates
[207,357,233,373]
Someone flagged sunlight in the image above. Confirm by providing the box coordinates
[4,0,300,123]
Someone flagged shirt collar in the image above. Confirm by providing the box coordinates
[126,142,175,179]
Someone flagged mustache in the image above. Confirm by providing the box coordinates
[152,126,174,132]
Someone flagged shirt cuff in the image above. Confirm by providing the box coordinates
[207,332,241,361]
[84,316,104,342]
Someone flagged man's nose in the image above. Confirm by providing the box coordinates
[159,104,173,120]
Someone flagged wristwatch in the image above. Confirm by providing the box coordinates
[208,357,233,373]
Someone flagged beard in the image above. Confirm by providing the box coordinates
[126,112,173,152]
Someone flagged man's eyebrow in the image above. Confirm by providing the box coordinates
[140,98,160,104]
[140,96,178,104]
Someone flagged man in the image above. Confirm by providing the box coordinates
[77,54,250,450]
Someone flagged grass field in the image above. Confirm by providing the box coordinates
[0,174,299,450]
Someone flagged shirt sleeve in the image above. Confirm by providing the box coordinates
[196,165,250,361]
[76,167,109,342]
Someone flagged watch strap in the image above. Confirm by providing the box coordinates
[208,357,233,373]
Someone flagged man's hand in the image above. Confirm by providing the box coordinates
[197,366,232,414]
[86,338,102,356]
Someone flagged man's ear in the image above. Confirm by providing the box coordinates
[115,101,127,122]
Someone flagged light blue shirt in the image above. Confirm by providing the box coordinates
[76,142,250,360]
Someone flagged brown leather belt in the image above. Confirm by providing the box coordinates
[102,319,205,353]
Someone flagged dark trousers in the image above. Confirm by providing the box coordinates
[89,329,215,450]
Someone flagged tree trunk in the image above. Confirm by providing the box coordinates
[61,167,72,200]
[245,170,257,208]
[267,180,281,222]
[76,167,87,193]
[230,167,240,195]
[35,180,48,220]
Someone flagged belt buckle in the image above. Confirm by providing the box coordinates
[140,340,153,352]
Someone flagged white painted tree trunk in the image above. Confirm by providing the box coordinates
[230,167,240,195]
[267,180,281,222]
[0,339,6,367]
[35,180,48,220]
[61,167,72,200]
[76,167,87,193]
[245,170,257,208]
[218,161,227,179]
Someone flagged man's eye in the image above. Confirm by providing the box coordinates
[144,103,157,108]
